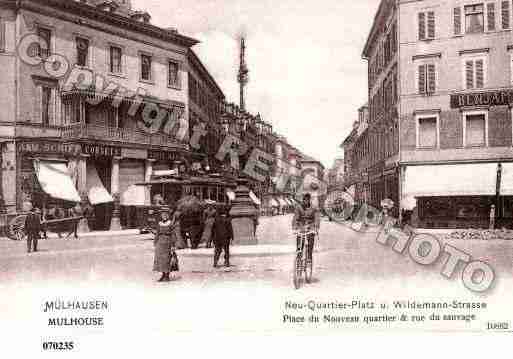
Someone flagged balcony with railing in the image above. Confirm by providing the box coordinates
[61,122,189,150]
[60,89,189,151]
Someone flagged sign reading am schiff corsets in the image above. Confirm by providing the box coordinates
[450,89,513,108]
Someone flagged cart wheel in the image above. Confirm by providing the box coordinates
[8,215,27,241]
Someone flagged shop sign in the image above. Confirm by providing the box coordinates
[450,90,513,108]
[82,143,121,157]
[18,141,81,155]
[148,150,181,162]
[121,148,147,159]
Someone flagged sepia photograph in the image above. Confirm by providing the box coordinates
[0,0,512,355]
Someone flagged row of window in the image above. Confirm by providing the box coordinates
[415,50,513,94]
[353,123,399,169]
[417,111,493,149]
[369,66,398,125]
[369,22,397,88]
[188,75,222,122]
[419,1,512,41]
[35,26,181,88]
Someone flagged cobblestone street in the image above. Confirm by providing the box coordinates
[1,214,513,339]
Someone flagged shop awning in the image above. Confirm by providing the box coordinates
[34,161,81,202]
[226,189,236,201]
[120,185,148,206]
[249,191,261,205]
[404,163,498,197]
[277,197,288,207]
[500,163,513,195]
[153,169,178,177]
[87,165,113,205]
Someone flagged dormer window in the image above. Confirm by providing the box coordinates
[130,11,151,24]
[96,1,119,13]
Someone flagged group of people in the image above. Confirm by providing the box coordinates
[152,204,234,282]
[153,193,321,283]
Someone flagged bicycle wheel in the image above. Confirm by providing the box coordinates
[293,252,303,289]
[305,254,313,284]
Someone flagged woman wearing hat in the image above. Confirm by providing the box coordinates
[153,208,179,282]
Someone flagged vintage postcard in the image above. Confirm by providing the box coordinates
[0,0,512,355]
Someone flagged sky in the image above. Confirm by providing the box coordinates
[132,0,379,169]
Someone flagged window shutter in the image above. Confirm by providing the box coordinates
[502,1,511,29]
[487,3,496,31]
[466,60,474,89]
[0,18,4,52]
[475,59,484,88]
[418,64,426,94]
[419,12,426,40]
[427,12,435,38]
[427,64,436,93]
[454,7,462,35]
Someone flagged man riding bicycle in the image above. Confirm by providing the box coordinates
[292,193,320,260]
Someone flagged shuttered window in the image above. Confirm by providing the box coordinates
[475,59,484,88]
[418,11,435,40]
[418,117,437,148]
[502,1,511,29]
[464,58,486,89]
[427,12,435,38]
[418,64,436,94]
[466,60,474,89]
[465,114,486,147]
[0,18,4,52]
[487,3,496,31]
[454,7,462,34]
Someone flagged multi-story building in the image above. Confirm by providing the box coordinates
[362,0,400,217]
[0,0,200,230]
[342,104,370,203]
[362,0,513,227]
[327,157,345,192]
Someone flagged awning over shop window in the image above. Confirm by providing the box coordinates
[34,161,81,202]
[404,163,498,197]
[87,164,113,205]
[249,191,261,205]
[499,163,513,196]
[277,197,288,207]
[226,190,236,201]
[120,185,148,206]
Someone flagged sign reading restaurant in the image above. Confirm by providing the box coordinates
[450,89,513,108]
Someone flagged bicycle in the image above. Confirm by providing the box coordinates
[293,228,316,289]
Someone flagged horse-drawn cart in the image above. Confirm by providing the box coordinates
[4,213,83,241]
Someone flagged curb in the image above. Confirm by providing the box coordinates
[176,245,297,258]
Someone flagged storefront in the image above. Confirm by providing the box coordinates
[16,141,82,212]
[402,162,501,228]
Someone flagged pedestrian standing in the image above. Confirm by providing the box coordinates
[212,205,233,268]
[153,208,179,282]
[25,207,42,253]
[201,204,216,248]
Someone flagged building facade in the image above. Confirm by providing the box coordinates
[362,0,513,227]
[0,0,199,229]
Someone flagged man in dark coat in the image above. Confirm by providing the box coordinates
[212,206,234,268]
[25,207,42,253]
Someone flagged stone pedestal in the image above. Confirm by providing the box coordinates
[229,178,258,245]
[76,198,90,233]
[109,157,122,231]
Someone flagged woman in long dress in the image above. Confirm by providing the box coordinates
[153,210,179,282]
[201,204,217,248]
